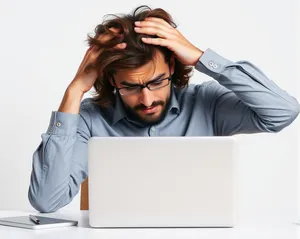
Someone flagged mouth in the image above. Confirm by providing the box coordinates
[141,106,158,114]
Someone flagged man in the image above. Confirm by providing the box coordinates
[28,5,300,212]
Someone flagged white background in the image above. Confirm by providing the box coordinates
[0,0,299,224]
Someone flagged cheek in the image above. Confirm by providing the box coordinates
[150,88,171,103]
[161,86,171,101]
[121,95,139,107]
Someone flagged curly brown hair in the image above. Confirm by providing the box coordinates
[86,5,193,107]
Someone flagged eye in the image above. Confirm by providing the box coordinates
[124,86,139,91]
[151,80,164,85]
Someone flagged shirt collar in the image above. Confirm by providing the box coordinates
[112,86,181,126]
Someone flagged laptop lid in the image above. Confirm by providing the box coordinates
[88,136,237,228]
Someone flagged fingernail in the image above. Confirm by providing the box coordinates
[135,21,140,24]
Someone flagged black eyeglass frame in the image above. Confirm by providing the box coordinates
[112,63,173,96]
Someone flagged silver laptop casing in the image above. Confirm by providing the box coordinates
[88,137,237,228]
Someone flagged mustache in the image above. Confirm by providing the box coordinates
[134,101,164,110]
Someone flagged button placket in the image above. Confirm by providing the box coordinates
[148,126,156,136]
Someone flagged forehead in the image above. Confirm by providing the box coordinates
[114,51,168,84]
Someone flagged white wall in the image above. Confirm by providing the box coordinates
[297,0,300,220]
[0,0,298,223]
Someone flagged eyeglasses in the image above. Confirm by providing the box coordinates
[113,62,172,96]
[116,75,172,96]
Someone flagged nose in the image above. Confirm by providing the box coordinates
[139,88,154,107]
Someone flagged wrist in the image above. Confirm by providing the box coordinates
[191,48,204,66]
[67,83,85,99]
[58,85,84,114]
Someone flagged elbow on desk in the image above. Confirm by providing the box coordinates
[262,101,300,133]
[28,190,56,213]
[28,186,68,213]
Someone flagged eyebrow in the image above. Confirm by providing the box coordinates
[120,73,166,87]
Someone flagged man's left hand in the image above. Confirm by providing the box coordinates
[134,17,203,66]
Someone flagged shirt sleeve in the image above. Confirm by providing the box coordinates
[195,48,300,135]
[28,103,91,212]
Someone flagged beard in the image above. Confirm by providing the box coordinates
[123,97,171,126]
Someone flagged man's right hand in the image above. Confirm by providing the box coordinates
[68,45,104,94]
[58,28,126,114]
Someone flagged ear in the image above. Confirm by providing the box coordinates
[169,54,175,75]
[108,74,116,87]
[109,78,115,86]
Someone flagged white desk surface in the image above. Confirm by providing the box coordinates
[0,210,298,239]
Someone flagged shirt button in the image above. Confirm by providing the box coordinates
[213,64,218,69]
[208,61,214,67]
[151,127,156,132]
[56,122,62,127]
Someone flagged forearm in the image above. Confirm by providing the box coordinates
[196,49,300,131]
[29,134,78,212]
[58,85,84,114]
[28,111,89,212]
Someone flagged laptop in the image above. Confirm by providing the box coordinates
[88,136,238,228]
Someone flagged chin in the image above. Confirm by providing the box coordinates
[139,112,164,124]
